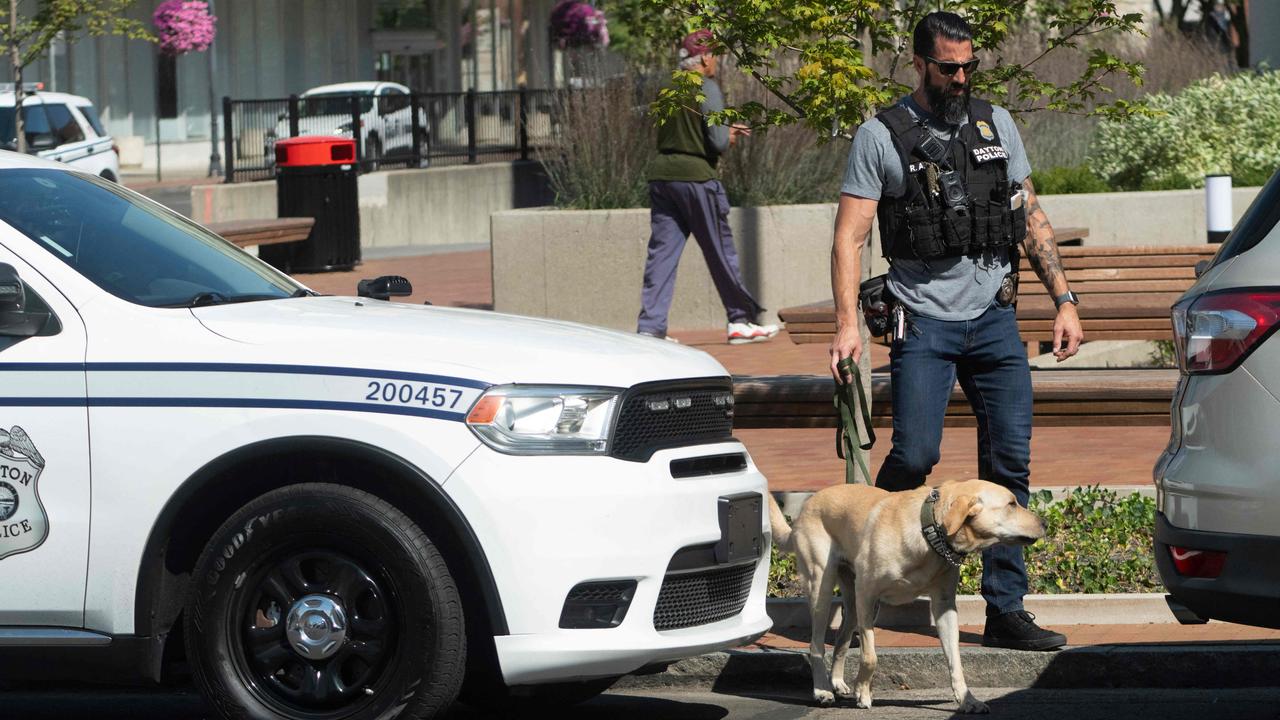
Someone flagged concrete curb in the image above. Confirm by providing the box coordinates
[766,593,1178,630]
[616,643,1280,692]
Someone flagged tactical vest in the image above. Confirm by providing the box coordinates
[875,98,1026,261]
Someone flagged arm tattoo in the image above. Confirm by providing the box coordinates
[1021,181,1068,295]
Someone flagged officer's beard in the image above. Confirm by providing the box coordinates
[925,80,970,126]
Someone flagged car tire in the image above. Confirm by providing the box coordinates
[186,482,465,720]
[99,170,117,183]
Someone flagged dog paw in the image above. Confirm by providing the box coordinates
[854,691,873,709]
[813,689,836,707]
[957,697,990,714]
[833,679,855,699]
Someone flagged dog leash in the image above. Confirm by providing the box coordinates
[834,356,875,484]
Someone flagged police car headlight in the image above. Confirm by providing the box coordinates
[465,386,619,455]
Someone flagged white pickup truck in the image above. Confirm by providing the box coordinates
[0,152,771,719]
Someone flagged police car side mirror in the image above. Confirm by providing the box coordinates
[357,275,412,301]
[0,264,50,337]
[1194,259,1211,279]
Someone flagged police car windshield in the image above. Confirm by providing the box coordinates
[299,92,374,117]
[0,169,305,307]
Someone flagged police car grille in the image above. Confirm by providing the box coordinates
[652,562,755,631]
[610,380,734,462]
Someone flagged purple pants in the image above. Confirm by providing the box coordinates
[637,180,763,336]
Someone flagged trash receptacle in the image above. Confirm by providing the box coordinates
[260,135,361,273]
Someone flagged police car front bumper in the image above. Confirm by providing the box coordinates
[442,440,773,685]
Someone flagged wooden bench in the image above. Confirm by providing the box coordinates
[780,244,1217,349]
[206,217,315,249]
[732,369,1178,429]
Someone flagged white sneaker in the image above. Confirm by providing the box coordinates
[727,321,780,345]
[638,331,681,344]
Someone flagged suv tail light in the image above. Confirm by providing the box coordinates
[1168,546,1226,578]
[1172,289,1280,374]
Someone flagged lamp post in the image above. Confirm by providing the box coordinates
[206,0,221,177]
[1206,174,1232,243]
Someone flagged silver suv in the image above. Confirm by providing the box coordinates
[1155,168,1280,627]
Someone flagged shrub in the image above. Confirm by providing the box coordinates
[1030,165,1109,195]
[541,64,656,209]
[768,486,1160,598]
[1089,70,1280,191]
[543,59,848,209]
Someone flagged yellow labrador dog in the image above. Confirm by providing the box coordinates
[768,480,1046,713]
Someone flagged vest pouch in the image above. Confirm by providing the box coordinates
[974,197,1007,249]
[899,205,948,259]
[942,206,972,252]
[1008,203,1027,246]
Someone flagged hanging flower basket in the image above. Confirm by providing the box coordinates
[153,0,217,56]
[549,0,609,50]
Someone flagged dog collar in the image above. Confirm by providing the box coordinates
[921,489,967,567]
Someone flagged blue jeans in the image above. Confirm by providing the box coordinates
[874,300,1033,617]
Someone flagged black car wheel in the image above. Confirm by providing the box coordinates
[187,483,464,720]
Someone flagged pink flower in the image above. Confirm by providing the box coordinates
[153,0,217,56]
[549,1,608,49]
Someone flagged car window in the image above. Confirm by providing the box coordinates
[75,104,107,137]
[379,89,410,114]
[1211,169,1280,267]
[300,92,374,117]
[0,169,303,308]
[0,105,54,149]
[43,104,85,144]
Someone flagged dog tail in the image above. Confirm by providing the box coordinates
[767,492,794,553]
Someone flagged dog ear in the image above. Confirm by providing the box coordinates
[943,495,983,538]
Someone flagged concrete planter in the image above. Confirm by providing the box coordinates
[491,186,1262,332]
[190,161,552,251]
[491,203,847,330]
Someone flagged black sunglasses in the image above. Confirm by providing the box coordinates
[926,56,980,76]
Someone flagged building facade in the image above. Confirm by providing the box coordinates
[3,0,557,151]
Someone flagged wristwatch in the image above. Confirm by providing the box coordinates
[1054,290,1080,309]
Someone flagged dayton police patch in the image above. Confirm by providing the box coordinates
[976,120,995,141]
[0,426,48,560]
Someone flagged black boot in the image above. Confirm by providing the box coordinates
[982,610,1066,651]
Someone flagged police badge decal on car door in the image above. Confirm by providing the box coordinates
[0,426,48,559]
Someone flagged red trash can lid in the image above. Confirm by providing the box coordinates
[275,135,357,167]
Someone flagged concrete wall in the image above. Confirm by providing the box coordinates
[493,204,864,331]
[191,161,552,247]
[495,185,1264,332]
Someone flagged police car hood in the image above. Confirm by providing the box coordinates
[192,296,728,387]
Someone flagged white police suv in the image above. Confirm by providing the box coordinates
[0,151,771,718]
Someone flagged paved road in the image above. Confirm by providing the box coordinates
[8,686,1280,719]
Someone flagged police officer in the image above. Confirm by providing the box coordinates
[830,11,1083,651]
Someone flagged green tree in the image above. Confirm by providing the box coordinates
[3,0,150,153]
[637,0,1149,138]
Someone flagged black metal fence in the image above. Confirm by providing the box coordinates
[223,88,558,183]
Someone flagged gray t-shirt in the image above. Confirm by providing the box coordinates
[841,95,1031,321]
